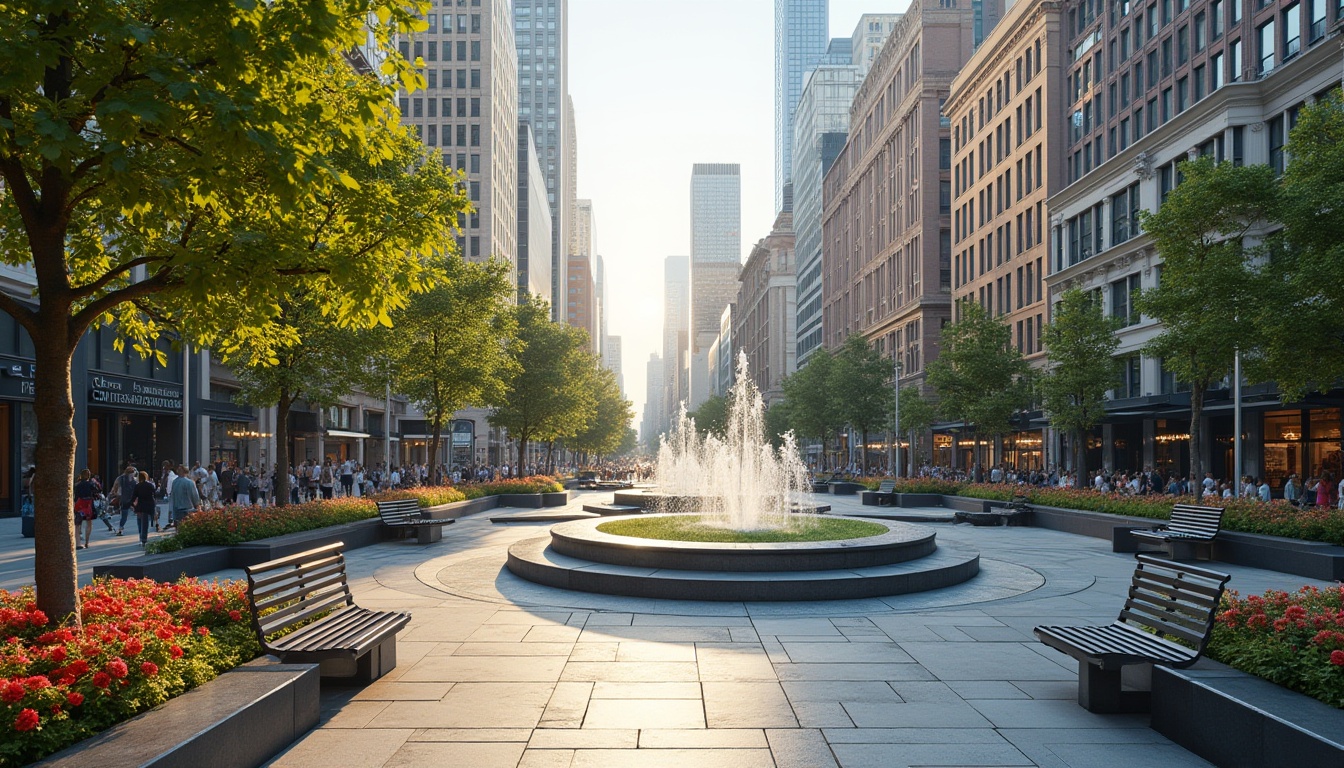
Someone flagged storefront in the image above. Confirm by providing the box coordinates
[86,372,183,485]
[0,355,37,517]
[1153,419,1190,479]
[1261,407,1342,493]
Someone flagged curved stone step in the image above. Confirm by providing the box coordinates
[505,536,980,602]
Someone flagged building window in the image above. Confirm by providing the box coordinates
[1111,183,1142,244]
[1194,12,1207,50]
[1308,0,1326,41]
[1258,20,1276,74]
[1177,77,1189,113]
[1269,114,1286,174]
[1230,38,1243,82]
[1211,0,1224,37]
[1210,52,1224,90]
[1117,354,1143,398]
[1283,3,1301,58]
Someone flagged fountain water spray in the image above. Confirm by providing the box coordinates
[654,352,812,530]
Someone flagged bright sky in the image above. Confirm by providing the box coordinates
[569,0,912,437]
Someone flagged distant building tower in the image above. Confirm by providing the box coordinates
[793,64,863,366]
[661,256,690,431]
[513,0,571,320]
[736,212,797,405]
[774,0,829,214]
[396,0,517,278]
[850,14,902,75]
[642,353,664,450]
[689,163,741,410]
[567,200,598,351]
[517,122,553,305]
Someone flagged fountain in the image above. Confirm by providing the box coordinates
[505,354,980,601]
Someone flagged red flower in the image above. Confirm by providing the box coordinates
[1,681,25,703]
[140,662,158,677]
[23,675,50,691]
[105,658,129,679]
[169,645,183,659]
[91,672,111,689]
[47,646,66,662]
[196,626,210,636]
[66,692,84,706]
[229,610,242,622]
[1331,650,1344,666]
[123,637,144,656]
[14,708,39,731]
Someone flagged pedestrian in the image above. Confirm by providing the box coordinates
[235,469,253,506]
[1257,477,1271,502]
[113,464,137,536]
[1318,473,1334,508]
[74,469,98,550]
[132,471,157,546]
[170,464,202,525]
[1284,474,1300,506]
[320,459,335,499]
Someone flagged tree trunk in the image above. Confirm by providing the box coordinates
[31,324,80,624]
[861,428,870,475]
[515,433,528,472]
[1189,384,1206,489]
[274,392,293,506]
[428,406,443,479]
[1074,428,1087,484]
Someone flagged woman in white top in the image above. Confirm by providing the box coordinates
[352,466,365,497]
[201,468,220,508]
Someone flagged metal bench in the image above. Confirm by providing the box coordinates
[245,542,410,683]
[377,498,454,543]
[873,480,897,506]
[1129,503,1224,560]
[1034,554,1231,713]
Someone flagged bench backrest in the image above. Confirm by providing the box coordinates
[1118,554,1231,654]
[244,542,353,643]
[377,499,424,525]
[1168,504,1225,539]
[877,480,895,493]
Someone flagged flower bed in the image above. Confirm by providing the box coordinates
[376,485,467,508]
[458,476,564,499]
[1210,584,1344,709]
[859,480,1344,545]
[0,579,260,766]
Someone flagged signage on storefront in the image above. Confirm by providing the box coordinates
[89,374,183,412]
[0,356,36,400]
[452,419,474,446]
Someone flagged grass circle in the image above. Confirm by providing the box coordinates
[595,514,888,543]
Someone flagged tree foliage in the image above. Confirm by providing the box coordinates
[1040,288,1121,476]
[926,302,1031,474]
[1135,156,1276,482]
[1253,89,1344,401]
[780,350,842,467]
[831,335,895,475]
[688,394,728,437]
[896,386,938,474]
[490,297,596,470]
[0,0,429,622]
[566,365,634,460]
[372,256,517,470]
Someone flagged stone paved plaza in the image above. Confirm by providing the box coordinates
[3,492,1329,767]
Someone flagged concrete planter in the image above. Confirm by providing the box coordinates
[37,657,319,768]
[1151,659,1344,767]
[542,491,573,507]
[828,482,863,496]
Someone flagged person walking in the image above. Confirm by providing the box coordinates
[319,459,335,500]
[114,464,137,536]
[1317,473,1334,508]
[74,469,98,550]
[170,464,202,526]
[235,469,253,507]
[132,471,157,546]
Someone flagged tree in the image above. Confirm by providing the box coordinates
[926,302,1031,477]
[830,335,894,475]
[688,394,729,437]
[1040,288,1122,477]
[565,366,634,462]
[897,386,939,475]
[0,1,426,622]
[780,350,842,470]
[231,294,364,506]
[222,121,467,506]
[374,256,517,473]
[490,297,595,471]
[1135,156,1276,483]
[1253,89,1344,400]
[763,402,792,450]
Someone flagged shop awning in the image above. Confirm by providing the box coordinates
[326,430,372,439]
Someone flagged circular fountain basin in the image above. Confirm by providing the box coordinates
[612,489,831,515]
[506,514,980,602]
[550,514,934,572]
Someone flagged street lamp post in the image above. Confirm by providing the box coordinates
[1233,348,1243,497]
[893,358,902,479]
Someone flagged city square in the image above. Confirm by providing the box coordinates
[3,0,1344,765]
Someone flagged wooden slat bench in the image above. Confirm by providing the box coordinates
[1034,554,1231,713]
[1129,503,1224,560]
[245,542,410,683]
[377,498,454,543]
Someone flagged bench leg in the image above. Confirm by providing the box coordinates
[353,637,399,684]
[1078,661,1151,714]
[416,525,442,544]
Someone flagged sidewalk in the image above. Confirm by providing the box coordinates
[176,491,1320,768]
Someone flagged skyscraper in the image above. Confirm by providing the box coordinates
[661,255,690,432]
[774,0,829,213]
[688,164,741,409]
[567,200,599,352]
[517,122,553,305]
[513,0,570,320]
[793,64,862,366]
[397,2,518,273]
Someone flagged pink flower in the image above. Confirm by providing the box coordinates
[105,658,128,679]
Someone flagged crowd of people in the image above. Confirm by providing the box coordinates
[41,457,579,550]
